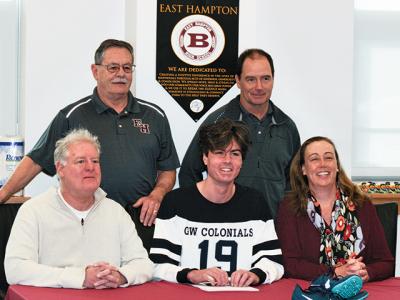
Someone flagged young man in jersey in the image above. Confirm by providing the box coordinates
[150,119,283,286]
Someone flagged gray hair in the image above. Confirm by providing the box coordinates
[94,39,134,64]
[54,129,101,165]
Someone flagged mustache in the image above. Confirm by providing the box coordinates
[111,78,128,84]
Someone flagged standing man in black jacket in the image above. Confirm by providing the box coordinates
[179,49,300,217]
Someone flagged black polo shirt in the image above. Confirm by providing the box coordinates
[28,88,180,206]
[239,102,274,149]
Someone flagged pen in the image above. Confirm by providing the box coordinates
[198,281,213,286]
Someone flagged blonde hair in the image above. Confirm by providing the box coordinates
[288,136,368,215]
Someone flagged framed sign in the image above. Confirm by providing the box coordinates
[156,0,239,121]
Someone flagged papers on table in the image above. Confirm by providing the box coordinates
[192,284,259,292]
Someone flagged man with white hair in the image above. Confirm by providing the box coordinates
[4,129,153,289]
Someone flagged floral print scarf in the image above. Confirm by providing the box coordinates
[306,188,365,267]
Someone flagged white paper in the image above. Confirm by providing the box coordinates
[192,284,259,292]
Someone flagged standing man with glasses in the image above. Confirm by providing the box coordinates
[0,39,180,251]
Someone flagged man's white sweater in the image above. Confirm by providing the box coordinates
[4,187,153,288]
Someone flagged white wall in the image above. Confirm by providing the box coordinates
[254,1,354,150]
[21,0,353,196]
[0,0,19,136]
[22,0,126,195]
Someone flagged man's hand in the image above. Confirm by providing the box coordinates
[83,265,100,288]
[132,194,161,226]
[0,188,9,204]
[0,156,42,204]
[230,269,260,286]
[132,170,176,226]
[83,262,127,289]
[93,268,127,289]
[187,268,229,286]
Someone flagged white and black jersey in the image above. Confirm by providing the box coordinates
[150,184,283,284]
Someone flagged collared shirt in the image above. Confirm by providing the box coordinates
[57,188,93,221]
[28,88,180,207]
[239,102,274,145]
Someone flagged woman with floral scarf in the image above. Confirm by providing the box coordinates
[276,136,394,282]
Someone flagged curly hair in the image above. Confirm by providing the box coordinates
[199,118,250,160]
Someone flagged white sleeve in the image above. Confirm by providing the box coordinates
[252,220,284,284]
[150,217,185,282]
[117,209,154,286]
[153,263,183,283]
[4,205,86,288]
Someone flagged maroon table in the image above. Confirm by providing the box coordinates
[5,278,400,300]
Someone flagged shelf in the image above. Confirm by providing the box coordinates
[369,194,400,214]
[6,196,29,204]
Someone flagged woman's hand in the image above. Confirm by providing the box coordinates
[334,257,369,282]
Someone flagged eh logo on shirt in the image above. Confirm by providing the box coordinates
[132,119,150,134]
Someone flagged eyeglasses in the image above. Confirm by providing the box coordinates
[96,63,135,73]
